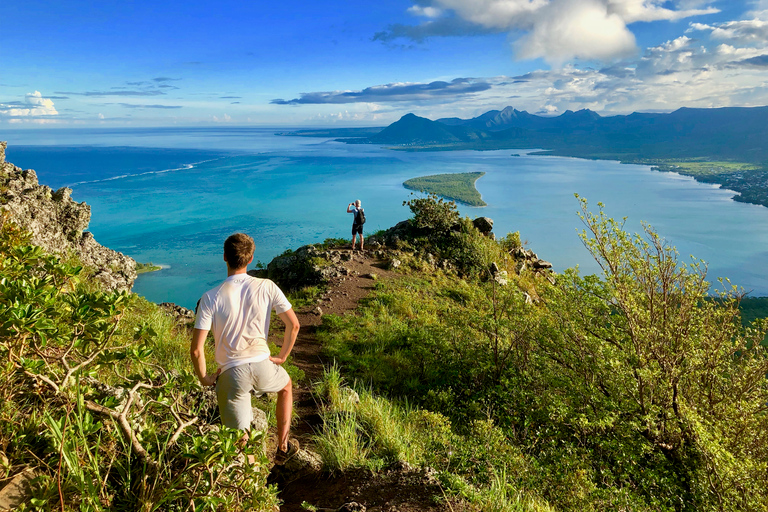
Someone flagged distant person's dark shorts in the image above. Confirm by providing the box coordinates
[352,223,363,235]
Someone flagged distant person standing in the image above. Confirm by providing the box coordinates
[347,199,365,251]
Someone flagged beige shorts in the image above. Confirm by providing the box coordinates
[216,360,291,430]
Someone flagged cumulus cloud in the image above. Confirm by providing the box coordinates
[514,0,637,62]
[272,78,492,105]
[0,91,59,119]
[378,0,719,63]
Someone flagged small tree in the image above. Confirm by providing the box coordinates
[539,197,768,510]
[403,192,460,233]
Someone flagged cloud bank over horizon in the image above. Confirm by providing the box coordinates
[376,0,720,63]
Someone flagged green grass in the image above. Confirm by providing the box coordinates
[311,367,556,511]
[403,172,487,206]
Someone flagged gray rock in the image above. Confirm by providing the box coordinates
[388,258,401,270]
[337,503,366,512]
[532,259,553,269]
[276,446,323,475]
[251,407,268,432]
[159,302,195,323]
[473,216,494,235]
[0,467,38,511]
[313,306,323,316]
[494,270,508,286]
[0,144,137,292]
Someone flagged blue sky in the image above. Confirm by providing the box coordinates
[1,0,767,126]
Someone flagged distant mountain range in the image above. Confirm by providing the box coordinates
[357,105,768,162]
[281,105,768,208]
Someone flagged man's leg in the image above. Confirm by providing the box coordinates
[360,233,364,251]
[216,366,254,430]
[276,378,293,452]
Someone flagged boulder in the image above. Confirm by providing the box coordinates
[473,216,494,235]
[252,244,345,290]
[251,407,268,432]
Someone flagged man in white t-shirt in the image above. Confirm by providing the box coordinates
[191,233,301,461]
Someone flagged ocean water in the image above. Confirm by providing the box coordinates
[5,127,768,308]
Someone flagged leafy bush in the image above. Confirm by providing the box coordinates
[0,212,279,511]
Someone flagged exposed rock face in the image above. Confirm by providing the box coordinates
[0,142,137,292]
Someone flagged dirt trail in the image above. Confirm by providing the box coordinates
[266,248,453,512]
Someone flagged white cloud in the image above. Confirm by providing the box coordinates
[514,0,637,63]
[606,0,718,23]
[399,0,719,63]
[689,18,768,44]
[407,5,444,18]
[0,91,59,118]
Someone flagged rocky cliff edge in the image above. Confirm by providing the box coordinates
[0,141,137,292]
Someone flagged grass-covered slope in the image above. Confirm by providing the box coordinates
[0,211,281,511]
[403,172,486,206]
[310,195,768,512]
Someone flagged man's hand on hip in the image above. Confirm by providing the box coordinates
[200,368,221,386]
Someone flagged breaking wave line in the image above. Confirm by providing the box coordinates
[68,158,221,186]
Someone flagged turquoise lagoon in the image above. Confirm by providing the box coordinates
[5,127,768,308]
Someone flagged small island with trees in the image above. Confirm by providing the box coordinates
[136,261,161,274]
[403,171,486,206]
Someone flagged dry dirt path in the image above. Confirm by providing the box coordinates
[266,248,454,512]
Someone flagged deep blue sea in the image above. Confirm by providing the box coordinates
[5,127,768,308]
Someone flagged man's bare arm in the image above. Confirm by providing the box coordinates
[270,309,300,365]
[191,328,220,386]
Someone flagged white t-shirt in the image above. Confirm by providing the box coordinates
[195,274,292,372]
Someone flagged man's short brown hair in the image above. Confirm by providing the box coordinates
[224,233,255,270]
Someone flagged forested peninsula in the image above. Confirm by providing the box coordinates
[283,106,768,209]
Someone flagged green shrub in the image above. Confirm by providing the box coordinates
[0,213,279,511]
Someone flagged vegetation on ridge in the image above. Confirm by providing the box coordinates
[4,190,768,511]
[315,195,768,511]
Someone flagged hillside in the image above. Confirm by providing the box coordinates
[4,147,768,511]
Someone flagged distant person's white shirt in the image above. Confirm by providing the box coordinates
[195,275,292,372]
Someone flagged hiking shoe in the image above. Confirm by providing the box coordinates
[275,438,300,465]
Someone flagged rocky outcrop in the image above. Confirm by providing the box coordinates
[249,244,348,291]
[0,142,137,292]
[473,216,494,235]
